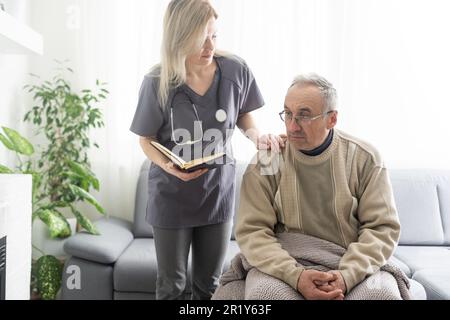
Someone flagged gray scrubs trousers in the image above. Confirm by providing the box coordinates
[153,221,232,300]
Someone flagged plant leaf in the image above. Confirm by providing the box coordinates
[80,179,89,191]
[37,209,72,238]
[62,171,84,182]
[2,127,34,155]
[0,132,16,151]
[69,184,105,214]
[35,255,63,300]
[68,161,100,191]
[0,164,13,173]
[50,201,69,208]
[70,207,100,235]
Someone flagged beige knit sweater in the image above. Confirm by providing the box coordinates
[235,129,401,292]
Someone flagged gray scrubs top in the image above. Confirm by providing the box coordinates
[130,56,264,228]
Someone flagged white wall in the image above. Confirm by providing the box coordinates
[26,0,167,222]
[0,0,32,169]
[4,0,450,224]
[212,0,450,169]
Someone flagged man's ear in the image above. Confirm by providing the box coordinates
[327,111,338,129]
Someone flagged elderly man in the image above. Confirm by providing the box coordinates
[215,74,406,300]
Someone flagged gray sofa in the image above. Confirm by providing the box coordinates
[61,160,450,300]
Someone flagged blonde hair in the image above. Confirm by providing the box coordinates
[155,0,220,108]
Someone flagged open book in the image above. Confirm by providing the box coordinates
[151,141,228,172]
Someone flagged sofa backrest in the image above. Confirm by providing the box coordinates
[389,169,450,246]
[133,160,153,238]
[134,160,450,246]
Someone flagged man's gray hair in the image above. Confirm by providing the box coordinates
[290,73,337,112]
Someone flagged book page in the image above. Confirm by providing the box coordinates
[184,152,225,170]
[151,141,227,171]
[150,141,186,167]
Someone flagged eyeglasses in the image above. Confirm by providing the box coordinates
[279,110,333,126]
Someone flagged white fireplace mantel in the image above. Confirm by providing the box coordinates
[0,203,6,239]
[0,9,43,55]
[0,174,32,300]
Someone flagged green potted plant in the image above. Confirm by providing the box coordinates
[0,60,109,299]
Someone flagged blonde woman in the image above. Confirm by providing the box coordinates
[130,0,284,300]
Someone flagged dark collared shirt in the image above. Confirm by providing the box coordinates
[300,129,334,156]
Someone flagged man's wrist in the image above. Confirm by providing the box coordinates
[338,269,354,293]
[296,268,306,292]
[337,271,347,294]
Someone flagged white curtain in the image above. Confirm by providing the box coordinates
[25,0,450,222]
[27,0,169,222]
[0,0,31,168]
[212,0,450,166]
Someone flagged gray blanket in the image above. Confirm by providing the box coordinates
[213,232,411,300]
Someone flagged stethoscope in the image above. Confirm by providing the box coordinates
[170,62,228,146]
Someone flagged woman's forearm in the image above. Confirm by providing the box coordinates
[236,112,260,144]
[139,136,170,168]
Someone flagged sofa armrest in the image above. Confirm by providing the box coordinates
[63,217,134,264]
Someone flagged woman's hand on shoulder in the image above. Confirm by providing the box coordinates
[256,134,287,152]
[163,161,208,182]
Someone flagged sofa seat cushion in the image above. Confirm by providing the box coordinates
[114,238,159,292]
[61,256,114,300]
[412,269,450,300]
[64,217,133,264]
[394,246,450,274]
[222,240,241,271]
[114,291,155,300]
[114,239,242,293]
[114,238,195,293]
[388,255,412,277]
[408,279,427,300]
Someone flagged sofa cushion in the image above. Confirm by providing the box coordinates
[114,238,241,294]
[64,217,133,264]
[133,160,154,238]
[390,170,450,245]
[222,240,241,271]
[114,238,195,293]
[394,246,450,274]
[114,238,158,292]
[388,254,411,278]
[412,269,450,300]
[114,291,155,300]
[437,175,450,244]
[408,279,427,300]
[390,177,443,245]
[61,256,114,300]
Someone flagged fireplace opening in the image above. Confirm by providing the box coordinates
[0,236,6,300]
